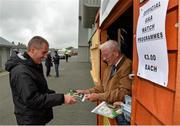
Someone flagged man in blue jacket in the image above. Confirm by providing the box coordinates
[5,36,76,125]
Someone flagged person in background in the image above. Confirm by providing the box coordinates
[5,36,76,125]
[53,51,60,77]
[15,50,19,54]
[11,50,19,56]
[45,52,53,77]
[65,51,69,62]
[76,40,132,125]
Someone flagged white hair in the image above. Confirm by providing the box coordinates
[99,40,121,52]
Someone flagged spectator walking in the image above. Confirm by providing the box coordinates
[53,51,60,77]
[45,52,53,77]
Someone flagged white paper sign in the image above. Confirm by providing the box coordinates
[136,0,169,87]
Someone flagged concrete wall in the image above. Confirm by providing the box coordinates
[0,47,11,70]
[78,46,90,62]
[78,0,90,62]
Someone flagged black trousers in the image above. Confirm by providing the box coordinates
[15,115,46,125]
[46,66,51,77]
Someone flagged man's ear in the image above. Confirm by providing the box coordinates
[29,47,35,54]
[27,48,34,58]
[113,51,118,57]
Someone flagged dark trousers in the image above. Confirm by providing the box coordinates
[46,66,51,77]
[54,64,59,77]
[65,55,68,62]
[116,114,130,125]
[15,115,46,125]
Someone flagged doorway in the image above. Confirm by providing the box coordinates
[107,6,133,59]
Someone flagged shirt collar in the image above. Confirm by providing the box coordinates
[115,55,123,67]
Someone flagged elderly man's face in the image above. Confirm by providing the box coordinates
[101,48,116,66]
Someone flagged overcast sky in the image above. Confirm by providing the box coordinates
[0,0,78,49]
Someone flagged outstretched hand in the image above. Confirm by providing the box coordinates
[85,93,99,102]
[76,89,90,94]
[64,94,77,104]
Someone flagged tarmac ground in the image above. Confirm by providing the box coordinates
[0,56,97,125]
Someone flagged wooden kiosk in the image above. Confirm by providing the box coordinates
[90,0,180,125]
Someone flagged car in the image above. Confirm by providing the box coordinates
[59,54,65,59]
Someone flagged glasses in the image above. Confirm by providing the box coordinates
[102,53,113,61]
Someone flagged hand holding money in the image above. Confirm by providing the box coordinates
[64,94,77,104]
